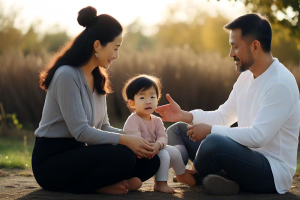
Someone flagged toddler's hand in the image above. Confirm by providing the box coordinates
[149,142,160,158]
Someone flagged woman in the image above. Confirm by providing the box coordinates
[32,6,160,194]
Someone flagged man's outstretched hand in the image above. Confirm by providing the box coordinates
[155,94,182,122]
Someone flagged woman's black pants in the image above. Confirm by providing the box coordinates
[32,137,160,194]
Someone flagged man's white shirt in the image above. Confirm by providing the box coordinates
[190,58,300,194]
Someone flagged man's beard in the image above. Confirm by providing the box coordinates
[235,49,255,72]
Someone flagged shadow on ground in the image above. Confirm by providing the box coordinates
[1,169,300,200]
[15,187,300,200]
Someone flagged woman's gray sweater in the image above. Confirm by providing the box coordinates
[34,65,121,145]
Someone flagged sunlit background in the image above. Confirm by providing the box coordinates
[2,0,246,36]
[0,0,299,132]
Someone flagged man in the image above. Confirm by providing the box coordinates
[155,13,300,195]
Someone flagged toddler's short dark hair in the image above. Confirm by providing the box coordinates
[122,74,162,102]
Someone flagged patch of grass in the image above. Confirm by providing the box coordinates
[297,163,300,174]
[0,136,34,169]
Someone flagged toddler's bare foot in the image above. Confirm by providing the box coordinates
[96,180,129,194]
[127,177,142,191]
[154,181,175,194]
[187,168,197,174]
[176,169,196,186]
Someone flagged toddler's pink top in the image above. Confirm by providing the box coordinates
[123,113,168,149]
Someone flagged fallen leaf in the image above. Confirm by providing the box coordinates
[18,173,33,177]
[25,186,38,189]
[5,185,16,188]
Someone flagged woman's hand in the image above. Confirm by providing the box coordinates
[187,123,212,142]
[119,134,154,158]
[155,94,182,122]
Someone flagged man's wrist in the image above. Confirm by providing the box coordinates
[180,110,193,124]
[208,124,212,135]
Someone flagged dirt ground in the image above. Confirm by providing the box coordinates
[1,169,300,200]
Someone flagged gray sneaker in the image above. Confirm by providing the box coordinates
[202,174,240,195]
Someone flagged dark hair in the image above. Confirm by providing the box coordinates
[224,13,272,52]
[122,75,162,103]
[39,6,123,94]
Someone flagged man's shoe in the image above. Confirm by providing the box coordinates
[173,176,178,182]
[202,174,240,195]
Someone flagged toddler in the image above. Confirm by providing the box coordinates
[122,74,195,194]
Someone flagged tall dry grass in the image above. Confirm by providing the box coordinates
[107,47,239,125]
[0,51,49,129]
[0,48,299,129]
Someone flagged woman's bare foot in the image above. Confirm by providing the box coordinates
[96,180,129,194]
[154,181,175,194]
[176,169,196,185]
[127,177,142,191]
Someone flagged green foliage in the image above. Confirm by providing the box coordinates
[3,113,23,130]
[42,31,70,52]
[21,26,42,55]
[241,0,299,29]
[0,137,33,169]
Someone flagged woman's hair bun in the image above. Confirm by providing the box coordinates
[77,6,97,27]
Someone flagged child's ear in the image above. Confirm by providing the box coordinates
[128,99,135,108]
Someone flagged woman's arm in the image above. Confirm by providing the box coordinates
[101,125,122,133]
[101,97,123,133]
[52,70,120,145]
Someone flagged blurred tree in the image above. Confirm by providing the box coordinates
[155,0,300,63]
[155,2,234,56]
[0,4,70,54]
[272,24,300,63]
[0,4,23,53]
[21,25,42,54]
[122,19,156,51]
[42,31,70,52]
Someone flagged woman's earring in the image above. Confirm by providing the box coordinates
[95,52,98,58]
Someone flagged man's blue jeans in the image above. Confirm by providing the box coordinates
[167,122,276,193]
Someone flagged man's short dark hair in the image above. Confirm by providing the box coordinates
[224,13,272,52]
